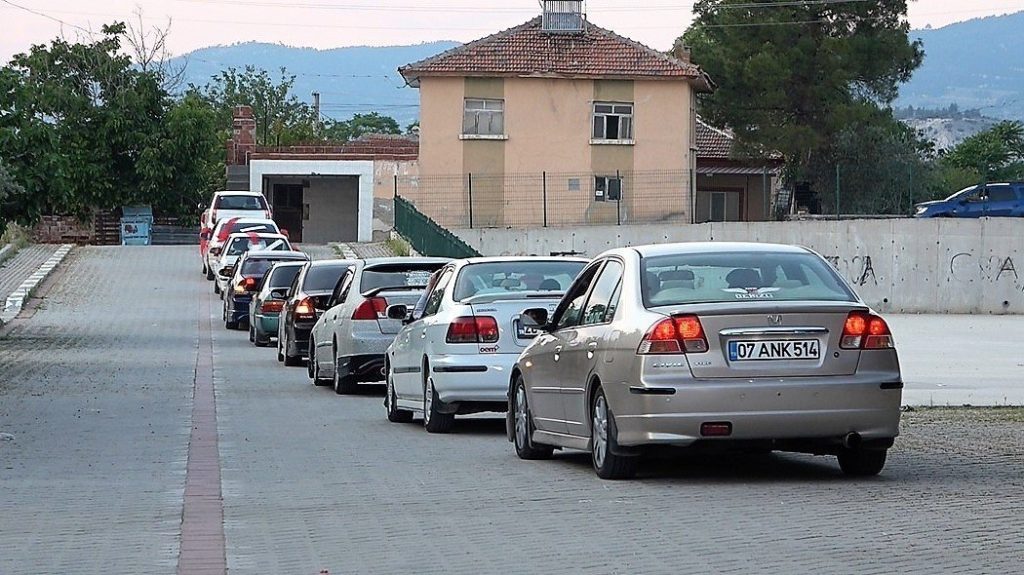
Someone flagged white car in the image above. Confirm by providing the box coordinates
[213,233,292,295]
[203,217,281,280]
[200,191,272,232]
[384,256,587,433]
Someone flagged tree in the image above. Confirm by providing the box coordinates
[682,0,924,211]
[0,159,25,234]
[941,121,1024,180]
[322,112,402,142]
[192,66,318,146]
[0,23,223,223]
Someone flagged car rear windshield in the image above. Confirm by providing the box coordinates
[230,222,276,235]
[641,251,857,307]
[268,264,303,288]
[453,261,586,300]
[216,195,267,210]
[226,237,289,255]
[303,265,352,291]
[361,263,447,294]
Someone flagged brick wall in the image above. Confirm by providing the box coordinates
[32,215,96,244]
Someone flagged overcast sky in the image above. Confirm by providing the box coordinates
[1,0,1022,62]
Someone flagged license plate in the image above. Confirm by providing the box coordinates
[515,321,541,340]
[728,339,820,361]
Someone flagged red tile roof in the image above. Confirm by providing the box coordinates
[400,17,713,91]
[249,134,419,162]
[695,118,735,160]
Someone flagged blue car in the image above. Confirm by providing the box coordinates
[914,182,1024,218]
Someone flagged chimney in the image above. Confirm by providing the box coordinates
[671,39,692,63]
[227,105,257,165]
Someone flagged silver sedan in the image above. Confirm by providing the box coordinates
[508,242,902,479]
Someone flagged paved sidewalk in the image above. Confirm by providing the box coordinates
[0,244,59,302]
[0,246,198,575]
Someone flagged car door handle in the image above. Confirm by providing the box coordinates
[553,345,562,362]
[586,341,598,359]
[420,330,427,338]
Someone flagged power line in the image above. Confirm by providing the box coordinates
[0,0,92,34]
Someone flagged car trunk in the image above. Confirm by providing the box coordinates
[373,289,426,335]
[654,302,868,378]
[468,293,564,354]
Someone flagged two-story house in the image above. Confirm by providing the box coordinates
[398,1,714,229]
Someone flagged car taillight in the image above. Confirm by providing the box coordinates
[261,300,283,313]
[638,314,708,354]
[295,297,315,319]
[241,277,258,291]
[841,312,894,349]
[446,316,499,344]
[352,297,387,320]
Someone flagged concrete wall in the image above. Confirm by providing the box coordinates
[250,159,373,242]
[453,218,1024,314]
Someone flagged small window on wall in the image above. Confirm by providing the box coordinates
[594,176,623,202]
[593,102,633,141]
[463,98,504,136]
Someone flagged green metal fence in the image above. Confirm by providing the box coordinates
[394,196,480,259]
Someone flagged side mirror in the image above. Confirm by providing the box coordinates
[520,308,549,329]
[386,304,412,322]
[200,230,211,240]
[219,266,234,278]
[280,229,290,239]
[269,288,288,300]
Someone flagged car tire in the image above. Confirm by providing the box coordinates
[276,335,284,362]
[225,302,239,330]
[206,267,214,281]
[309,346,329,385]
[590,386,638,480]
[213,282,221,295]
[283,344,302,367]
[423,376,455,433]
[254,327,271,348]
[385,369,413,423]
[511,374,553,460]
[333,356,358,395]
[838,448,887,477]
[202,262,208,275]
[249,324,256,343]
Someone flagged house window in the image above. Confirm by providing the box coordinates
[595,176,623,202]
[463,98,504,136]
[593,103,633,141]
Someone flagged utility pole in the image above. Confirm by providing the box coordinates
[312,91,321,135]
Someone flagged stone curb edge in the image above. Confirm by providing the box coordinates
[1,244,74,325]
[0,244,14,265]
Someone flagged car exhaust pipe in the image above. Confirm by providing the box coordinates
[842,432,862,450]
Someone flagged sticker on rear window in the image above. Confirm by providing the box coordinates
[723,287,780,300]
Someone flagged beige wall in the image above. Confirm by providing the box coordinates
[415,74,697,227]
[373,159,419,200]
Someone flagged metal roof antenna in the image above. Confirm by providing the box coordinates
[541,0,586,33]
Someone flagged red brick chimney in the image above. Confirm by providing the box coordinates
[227,105,257,165]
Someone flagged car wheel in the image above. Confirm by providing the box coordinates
[276,334,284,362]
[423,376,455,433]
[591,387,638,480]
[202,261,208,275]
[333,355,358,395]
[213,280,221,295]
[307,345,317,380]
[206,267,214,281]
[254,326,270,348]
[249,324,256,343]
[225,302,239,330]
[837,448,887,477]
[512,374,553,460]
[385,369,413,423]
[283,337,302,366]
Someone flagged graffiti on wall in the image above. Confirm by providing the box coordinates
[950,253,1024,295]
[825,255,878,287]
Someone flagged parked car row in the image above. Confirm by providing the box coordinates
[197,193,903,480]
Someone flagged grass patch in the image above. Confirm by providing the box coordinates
[385,236,411,257]
[1,223,30,250]
[903,406,1024,424]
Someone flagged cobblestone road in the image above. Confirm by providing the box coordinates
[1,246,1022,575]
[0,244,60,301]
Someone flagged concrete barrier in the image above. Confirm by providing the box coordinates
[453,218,1024,314]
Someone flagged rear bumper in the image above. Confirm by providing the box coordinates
[430,354,517,404]
[254,313,279,336]
[228,296,251,322]
[337,354,386,382]
[607,377,902,448]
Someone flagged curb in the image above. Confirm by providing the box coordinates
[331,242,359,260]
[1,244,74,324]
